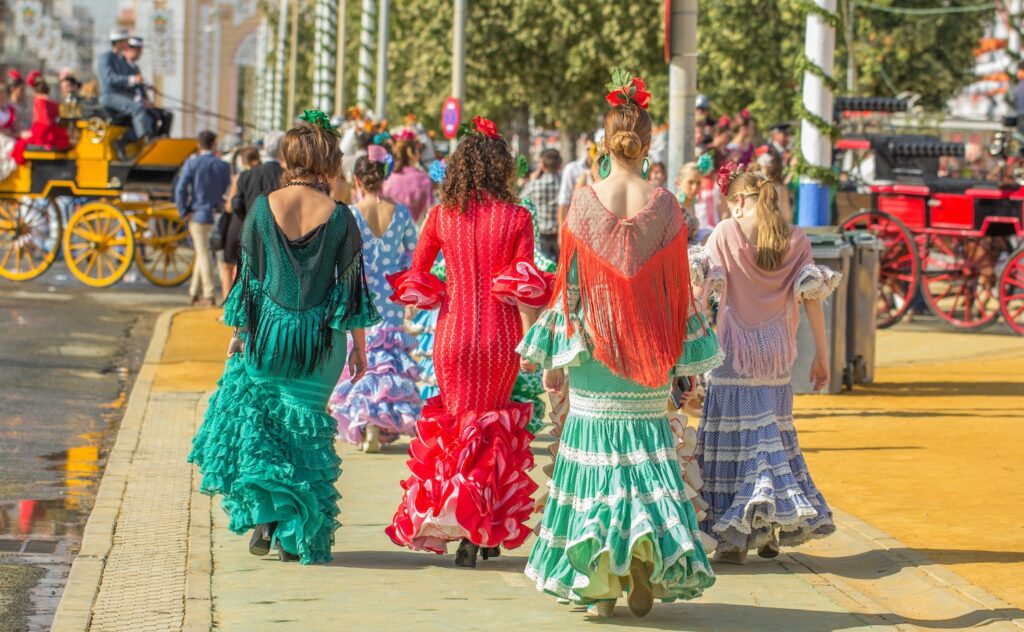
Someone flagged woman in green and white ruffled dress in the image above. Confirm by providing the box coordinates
[518,69,722,619]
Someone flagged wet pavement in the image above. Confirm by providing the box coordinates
[0,262,180,631]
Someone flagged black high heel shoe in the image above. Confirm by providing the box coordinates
[248,522,277,556]
[454,539,478,568]
[481,546,500,560]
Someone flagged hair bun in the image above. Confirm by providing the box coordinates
[608,130,644,160]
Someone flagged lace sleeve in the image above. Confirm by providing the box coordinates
[795,264,842,302]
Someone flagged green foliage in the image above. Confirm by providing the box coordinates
[263,0,987,138]
[848,0,989,111]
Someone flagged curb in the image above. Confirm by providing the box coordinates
[50,308,190,632]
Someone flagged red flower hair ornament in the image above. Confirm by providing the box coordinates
[604,67,650,110]
[472,116,501,139]
[716,161,743,196]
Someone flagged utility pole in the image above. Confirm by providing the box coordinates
[667,0,697,194]
[273,0,288,129]
[375,0,390,120]
[357,0,376,112]
[451,0,467,148]
[797,0,837,227]
[335,0,347,117]
[285,0,299,126]
[845,0,857,92]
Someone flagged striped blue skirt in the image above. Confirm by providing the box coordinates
[696,364,835,552]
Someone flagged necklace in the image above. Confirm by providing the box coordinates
[286,179,329,195]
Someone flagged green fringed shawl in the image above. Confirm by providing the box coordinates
[233,195,378,377]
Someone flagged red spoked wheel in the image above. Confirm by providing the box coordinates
[842,209,920,329]
[921,234,1009,331]
[998,247,1024,336]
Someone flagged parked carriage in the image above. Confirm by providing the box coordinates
[833,98,1024,336]
[0,116,196,288]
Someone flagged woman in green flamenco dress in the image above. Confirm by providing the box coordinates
[517,70,722,618]
[188,116,380,564]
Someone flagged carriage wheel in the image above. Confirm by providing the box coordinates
[134,210,195,287]
[0,197,63,282]
[841,209,920,329]
[998,247,1024,336]
[920,234,1006,331]
[62,202,135,288]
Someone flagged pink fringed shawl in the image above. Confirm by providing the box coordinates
[704,219,813,379]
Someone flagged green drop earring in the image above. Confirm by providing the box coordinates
[641,158,650,180]
[598,154,612,179]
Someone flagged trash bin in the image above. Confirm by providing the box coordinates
[844,231,882,387]
[792,232,852,394]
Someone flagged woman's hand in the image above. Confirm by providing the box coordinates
[348,345,368,384]
[520,359,538,373]
[227,336,244,358]
[810,354,830,391]
[543,368,565,394]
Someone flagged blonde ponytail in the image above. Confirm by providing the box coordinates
[753,177,790,271]
[728,171,791,271]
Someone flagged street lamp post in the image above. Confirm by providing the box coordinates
[335,0,347,117]
[285,0,299,126]
[450,0,467,149]
[375,0,390,120]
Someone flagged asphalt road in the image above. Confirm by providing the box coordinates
[0,263,181,631]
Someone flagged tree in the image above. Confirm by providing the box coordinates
[847,0,989,111]
[264,0,988,141]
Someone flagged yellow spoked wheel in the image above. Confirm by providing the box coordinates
[134,209,195,287]
[62,202,135,288]
[0,197,63,282]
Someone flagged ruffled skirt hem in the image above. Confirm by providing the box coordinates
[698,379,835,552]
[188,356,341,565]
[386,396,537,552]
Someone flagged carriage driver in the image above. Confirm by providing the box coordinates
[96,29,155,154]
[124,37,173,138]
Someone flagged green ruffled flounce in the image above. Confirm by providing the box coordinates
[188,356,342,565]
[526,416,716,604]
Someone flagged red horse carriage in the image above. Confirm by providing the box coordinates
[834,98,1024,335]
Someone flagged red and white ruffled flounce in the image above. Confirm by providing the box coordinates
[387,269,446,310]
[492,257,554,309]
[386,396,538,553]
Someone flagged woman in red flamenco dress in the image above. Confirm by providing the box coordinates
[385,117,553,567]
[10,71,70,165]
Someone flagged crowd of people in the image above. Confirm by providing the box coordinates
[184,66,841,621]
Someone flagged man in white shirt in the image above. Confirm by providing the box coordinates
[556,133,597,235]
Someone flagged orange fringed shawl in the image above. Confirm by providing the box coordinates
[551,187,691,388]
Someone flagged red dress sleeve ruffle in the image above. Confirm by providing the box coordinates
[492,257,554,309]
[386,269,446,309]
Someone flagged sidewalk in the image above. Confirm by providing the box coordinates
[50,310,1024,631]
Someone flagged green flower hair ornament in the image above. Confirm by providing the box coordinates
[516,155,529,178]
[299,109,341,137]
[697,152,714,176]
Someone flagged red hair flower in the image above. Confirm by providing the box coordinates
[604,67,650,110]
[716,161,742,195]
[473,116,501,139]
[26,70,42,88]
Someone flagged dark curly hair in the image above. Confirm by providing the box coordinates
[440,134,516,213]
[353,156,386,193]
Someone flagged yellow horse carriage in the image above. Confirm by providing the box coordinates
[0,118,198,287]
